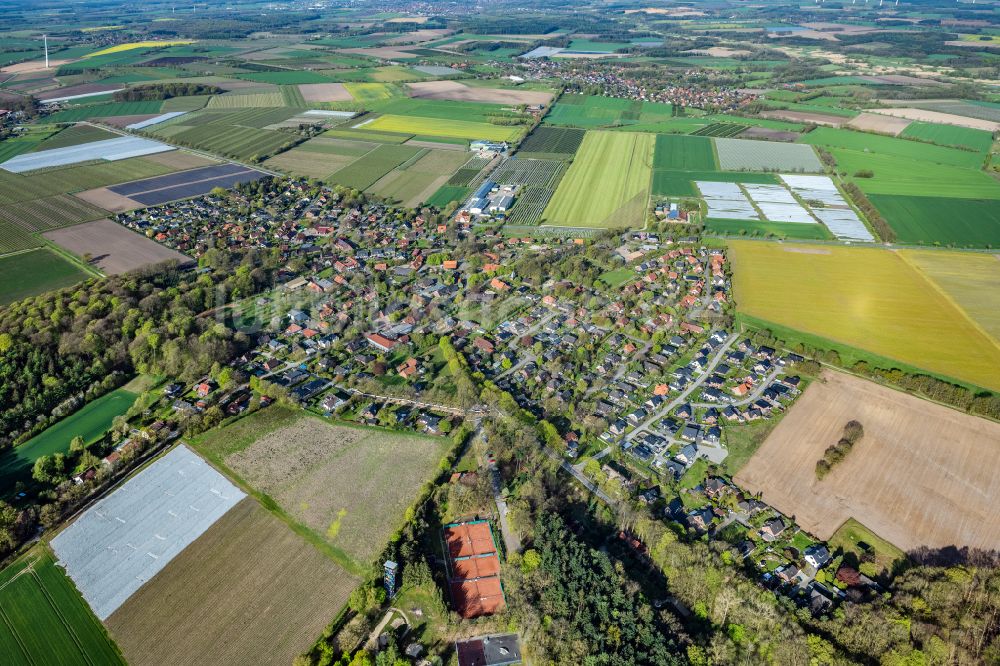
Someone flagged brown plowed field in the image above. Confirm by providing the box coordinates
[298,82,353,102]
[44,218,191,273]
[846,112,912,136]
[735,370,1000,553]
[106,498,357,666]
[406,80,553,105]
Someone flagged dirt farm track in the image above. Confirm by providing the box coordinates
[735,371,1000,554]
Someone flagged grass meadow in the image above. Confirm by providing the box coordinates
[0,249,91,305]
[543,130,653,228]
[868,194,1000,247]
[728,241,1000,391]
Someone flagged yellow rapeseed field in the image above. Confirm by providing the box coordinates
[83,40,194,58]
[728,241,1000,391]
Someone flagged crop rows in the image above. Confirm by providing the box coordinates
[0,194,108,232]
[170,125,302,161]
[517,126,585,157]
[692,122,747,138]
[505,185,555,225]
[447,156,490,186]
[0,221,42,254]
[0,158,173,205]
[490,158,563,187]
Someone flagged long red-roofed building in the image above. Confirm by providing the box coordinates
[443,520,506,619]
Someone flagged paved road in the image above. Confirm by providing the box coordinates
[690,366,782,409]
[543,445,617,507]
[623,332,739,443]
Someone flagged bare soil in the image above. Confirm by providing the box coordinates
[759,110,846,126]
[73,188,141,213]
[298,82,353,102]
[44,218,191,273]
[141,150,219,169]
[735,370,1000,553]
[106,498,357,666]
[406,80,552,105]
[846,112,912,136]
[864,108,1000,132]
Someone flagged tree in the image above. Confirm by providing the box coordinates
[69,435,86,453]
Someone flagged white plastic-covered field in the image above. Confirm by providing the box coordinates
[715,138,822,173]
[50,445,244,620]
[696,181,758,220]
[125,112,188,130]
[782,175,874,241]
[0,136,174,173]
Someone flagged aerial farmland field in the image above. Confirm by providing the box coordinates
[652,134,717,170]
[105,499,357,666]
[328,143,423,190]
[866,195,1000,247]
[362,114,522,141]
[901,249,1000,340]
[715,137,822,172]
[728,241,1000,391]
[0,248,91,305]
[542,130,653,228]
[800,126,988,169]
[194,406,452,564]
[0,548,125,666]
[735,370,1000,553]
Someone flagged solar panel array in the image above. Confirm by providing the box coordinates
[51,445,245,620]
[782,175,875,242]
[0,136,174,173]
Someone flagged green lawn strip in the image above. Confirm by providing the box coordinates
[0,388,138,491]
[734,311,989,394]
[0,249,92,306]
[868,194,1000,248]
[721,411,789,476]
[598,268,636,288]
[425,184,469,208]
[827,517,907,575]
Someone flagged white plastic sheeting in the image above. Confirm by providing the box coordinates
[782,175,875,241]
[696,181,758,220]
[125,112,188,130]
[50,445,244,620]
[0,136,174,173]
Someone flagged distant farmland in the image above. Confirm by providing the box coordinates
[0,548,124,666]
[0,249,91,305]
[542,130,653,228]
[728,241,1000,391]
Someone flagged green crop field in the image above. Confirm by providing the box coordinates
[543,130,653,228]
[652,134,717,170]
[205,92,286,109]
[33,124,117,151]
[328,143,423,190]
[729,241,1000,392]
[705,217,833,240]
[490,157,564,187]
[652,170,779,196]
[362,114,522,141]
[0,194,108,232]
[344,82,400,102]
[834,150,1000,199]
[868,194,1000,248]
[543,94,673,129]
[801,127,987,169]
[264,137,374,179]
[516,126,585,158]
[0,249,91,305]
[0,548,125,666]
[0,388,137,490]
[42,100,164,123]
[0,222,43,254]
[691,122,747,137]
[370,97,520,124]
[0,126,60,162]
[899,122,995,153]
[169,124,301,161]
[426,184,470,208]
[366,148,470,206]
